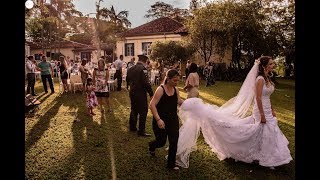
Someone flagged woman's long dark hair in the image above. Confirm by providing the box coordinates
[163,69,179,84]
[189,63,198,73]
[98,59,105,71]
[257,56,273,85]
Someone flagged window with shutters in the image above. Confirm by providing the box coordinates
[125,43,134,56]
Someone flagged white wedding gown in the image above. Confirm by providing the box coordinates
[176,76,293,168]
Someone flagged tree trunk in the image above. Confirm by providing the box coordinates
[49,23,52,60]
[203,36,207,64]
[58,20,61,53]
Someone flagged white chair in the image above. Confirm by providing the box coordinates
[107,72,116,91]
[70,74,83,93]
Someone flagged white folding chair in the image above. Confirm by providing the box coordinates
[70,74,83,93]
[107,72,116,91]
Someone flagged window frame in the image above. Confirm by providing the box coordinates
[125,43,134,56]
[142,42,152,56]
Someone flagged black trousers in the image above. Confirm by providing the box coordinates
[149,117,179,168]
[129,96,148,133]
[41,74,54,93]
[115,70,122,90]
[26,73,36,95]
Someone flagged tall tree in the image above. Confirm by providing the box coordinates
[187,3,231,65]
[145,1,190,23]
[186,0,290,69]
[97,4,131,57]
[99,5,131,29]
[260,0,295,72]
[25,0,82,55]
[189,0,200,12]
[50,0,82,52]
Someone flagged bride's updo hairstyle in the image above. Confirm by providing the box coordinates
[164,69,179,84]
[257,56,273,83]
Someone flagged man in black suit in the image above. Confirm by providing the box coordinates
[126,54,154,137]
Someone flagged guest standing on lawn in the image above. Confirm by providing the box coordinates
[37,55,55,94]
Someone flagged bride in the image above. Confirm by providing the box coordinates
[176,56,293,169]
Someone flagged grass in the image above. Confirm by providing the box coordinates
[25,77,295,179]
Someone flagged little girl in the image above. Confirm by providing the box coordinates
[86,77,98,116]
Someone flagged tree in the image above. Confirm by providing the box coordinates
[150,41,194,66]
[187,3,231,65]
[187,0,292,69]
[25,0,82,54]
[260,0,295,75]
[145,1,190,23]
[99,5,131,29]
[98,4,131,46]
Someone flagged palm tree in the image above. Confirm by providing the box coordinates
[99,5,131,30]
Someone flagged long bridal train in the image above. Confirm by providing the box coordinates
[175,97,292,168]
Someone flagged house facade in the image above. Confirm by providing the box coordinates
[116,17,232,71]
[116,17,184,63]
[26,41,114,63]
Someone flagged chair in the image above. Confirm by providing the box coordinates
[25,94,40,113]
[107,72,116,91]
[70,74,83,93]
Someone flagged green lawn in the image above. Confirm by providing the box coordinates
[25,77,295,179]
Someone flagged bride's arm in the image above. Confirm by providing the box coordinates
[176,87,184,106]
[256,78,266,123]
[149,87,165,129]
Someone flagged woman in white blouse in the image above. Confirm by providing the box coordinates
[183,63,200,98]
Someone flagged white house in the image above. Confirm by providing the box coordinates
[116,17,185,63]
[116,17,232,70]
[26,41,114,63]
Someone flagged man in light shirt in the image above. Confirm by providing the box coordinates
[114,55,124,91]
[25,56,38,96]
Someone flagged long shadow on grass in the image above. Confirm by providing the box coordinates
[43,102,115,179]
[65,93,112,179]
[25,93,62,152]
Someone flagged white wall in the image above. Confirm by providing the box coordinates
[30,47,74,61]
[116,34,182,63]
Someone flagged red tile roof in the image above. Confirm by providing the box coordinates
[118,17,185,37]
[174,26,188,34]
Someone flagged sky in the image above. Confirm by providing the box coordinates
[73,0,190,28]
